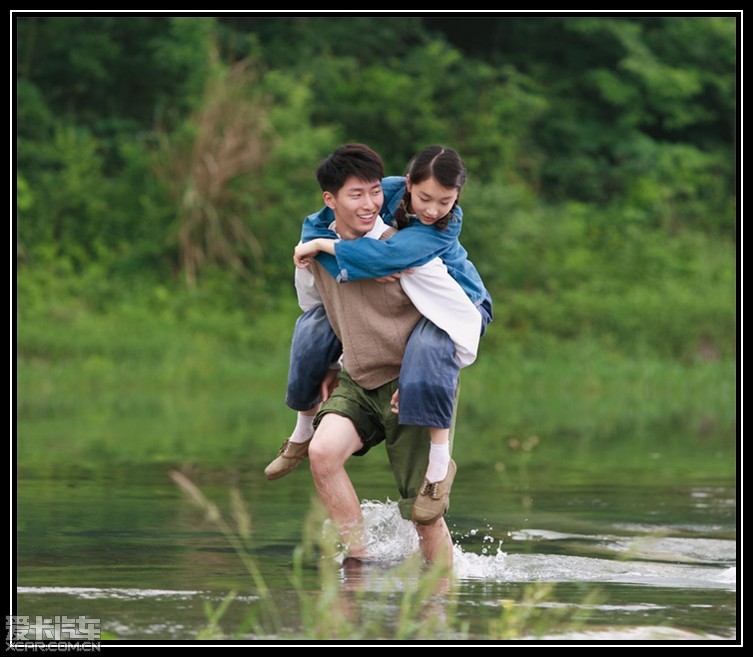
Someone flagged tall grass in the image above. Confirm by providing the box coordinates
[16,292,736,477]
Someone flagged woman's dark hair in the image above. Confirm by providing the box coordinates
[395,145,467,231]
[316,143,385,194]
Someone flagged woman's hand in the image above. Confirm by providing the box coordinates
[390,388,399,414]
[293,240,322,268]
[374,269,414,284]
[320,367,340,403]
[294,238,338,268]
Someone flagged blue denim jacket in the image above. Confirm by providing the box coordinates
[300,176,487,304]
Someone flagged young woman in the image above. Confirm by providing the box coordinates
[267,145,492,525]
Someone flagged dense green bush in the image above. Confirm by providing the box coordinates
[460,181,735,359]
[15,15,737,360]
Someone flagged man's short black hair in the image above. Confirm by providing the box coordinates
[316,144,385,194]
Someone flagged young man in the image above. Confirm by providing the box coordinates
[288,144,481,565]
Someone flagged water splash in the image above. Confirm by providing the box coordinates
[355,499,508,579]
[348,499,735,589]
[713,566,737,586]
[359,499,420,563]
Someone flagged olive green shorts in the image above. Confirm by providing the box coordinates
[314,370,455,520]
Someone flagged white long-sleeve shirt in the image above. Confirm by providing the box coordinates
[295,217,481,367]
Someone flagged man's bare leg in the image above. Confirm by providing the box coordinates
[308,413,368,559]
[415,517,454,568]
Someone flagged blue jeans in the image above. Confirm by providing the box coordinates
[285,305,344,412]
[286,291,493,428]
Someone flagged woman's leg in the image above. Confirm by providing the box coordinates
[266,306,342,480]
[399,291,492,427]
[397,317,459,429]
[285,305,342,412]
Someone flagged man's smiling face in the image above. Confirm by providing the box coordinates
[324,176,384,240]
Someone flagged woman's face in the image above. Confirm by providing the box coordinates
[406,176,459,226]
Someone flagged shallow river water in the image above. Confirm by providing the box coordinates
[15,457,737,644]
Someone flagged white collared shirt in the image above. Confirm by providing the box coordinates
[295,217,481,367]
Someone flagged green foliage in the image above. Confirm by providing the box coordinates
[216,16,427,69]
[16,16,214,131]
[303,42,452,173]
[241,69,338,283]
[14,15,738,360]
[17,121,174,277]
[462,181,736,359]
[434,15,737,234]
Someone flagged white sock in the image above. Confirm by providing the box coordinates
[425,442,450,483]
[288,413,315,443]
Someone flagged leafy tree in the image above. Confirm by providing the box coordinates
[423,15,736,235]
[16,17,222,277]
[217,16,428,67]
[16,16,214,133]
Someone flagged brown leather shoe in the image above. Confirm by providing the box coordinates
[412,460,457,525]
[264,439,309,480]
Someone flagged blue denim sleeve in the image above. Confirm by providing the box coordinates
[332,217,462,280]
[380,176,407,224]
[300,206,336,241]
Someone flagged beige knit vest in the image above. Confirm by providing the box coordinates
[310,229,422,390]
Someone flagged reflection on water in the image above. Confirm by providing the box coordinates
[15,463,737,642]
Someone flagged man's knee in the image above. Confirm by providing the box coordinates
[309,413,362,471]
[308,436,337,470]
